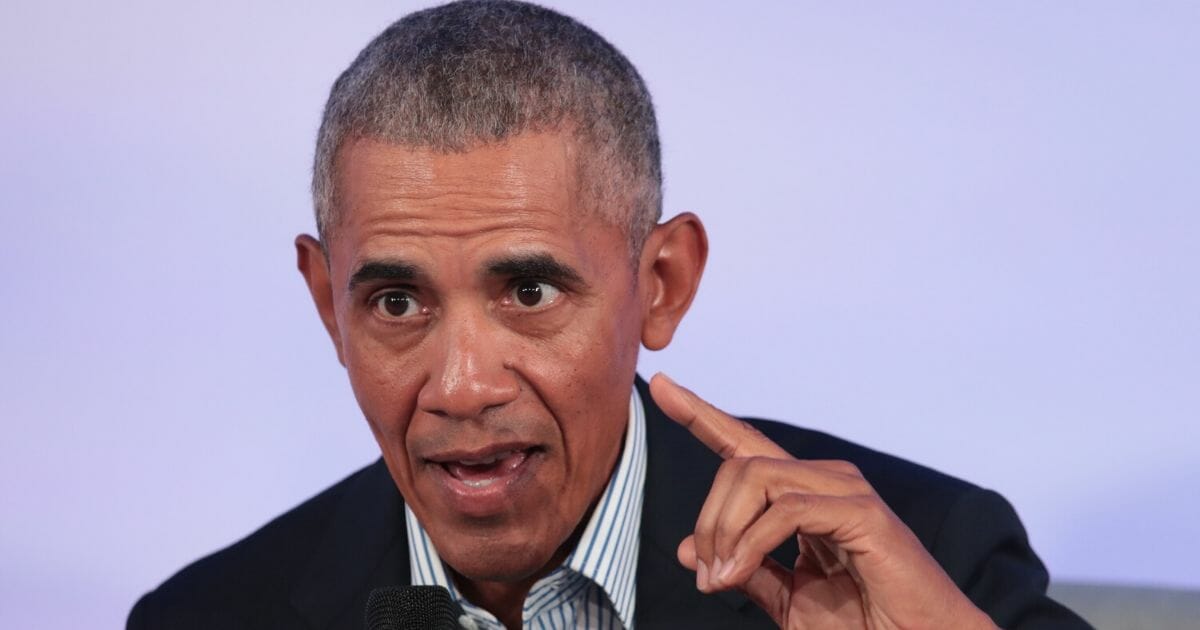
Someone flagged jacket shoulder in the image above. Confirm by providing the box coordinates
[741,418,1089,628]
[744,417,977,519]
[742,418,1010,565]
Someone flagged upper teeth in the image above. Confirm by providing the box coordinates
[457,449,516,466]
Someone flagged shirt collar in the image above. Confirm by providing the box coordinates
[405,386,648,628]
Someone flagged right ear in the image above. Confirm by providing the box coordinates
[295,234,345,366]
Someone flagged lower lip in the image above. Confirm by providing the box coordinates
[429,450,542,517]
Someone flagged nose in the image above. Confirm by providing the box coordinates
[417,309,520,420]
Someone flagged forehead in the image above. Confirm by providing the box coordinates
[326,133,625,277]
[335,133,579,223]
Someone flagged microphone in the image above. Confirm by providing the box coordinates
[365,585,469,630]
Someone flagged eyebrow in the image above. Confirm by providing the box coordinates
[485,253,586,287]
[348,260,424,291]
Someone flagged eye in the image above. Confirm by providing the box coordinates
[509,280,562,308]
[371,290,425,319]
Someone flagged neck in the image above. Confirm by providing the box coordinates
[451,515,586,630]
[453,573,536,630]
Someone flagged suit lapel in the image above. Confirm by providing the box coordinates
[290,458,411,629]
[634,376,757,627]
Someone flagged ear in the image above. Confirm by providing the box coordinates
[295,234,346,366]
[638,212,708,351]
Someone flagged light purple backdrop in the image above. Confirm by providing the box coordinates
[2,1,1197,627]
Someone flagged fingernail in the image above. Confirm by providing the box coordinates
[716,557,735,583]
[710,557,724,586]
[696,559,709,591]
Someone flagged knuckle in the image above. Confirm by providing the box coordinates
[829,460,863,478]
[746,529,777,562]
[713,520,737,545]
[743,455,793,484]
[846,476,875,496]
[742,455,772,477]
[746,454,775,468]
[714,458,738,479]
[777,491,812,513]
[716,457,750,482]
[857,496,892,527]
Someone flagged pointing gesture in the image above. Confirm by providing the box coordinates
[649,373,999,630]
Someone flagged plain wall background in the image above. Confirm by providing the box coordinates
[2,1,1197,627]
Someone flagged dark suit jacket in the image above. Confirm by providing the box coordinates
[129,378,1090,629]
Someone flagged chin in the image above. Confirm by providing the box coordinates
[439,529,562,583]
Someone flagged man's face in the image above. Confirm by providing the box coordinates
[319,133,645,582]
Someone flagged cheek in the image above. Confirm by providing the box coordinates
[342,334,424,442]
[521,296,642,467]
[531,309,636,397]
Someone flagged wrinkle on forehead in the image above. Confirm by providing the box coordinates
[354,210,553,241]
[335,134,580,220]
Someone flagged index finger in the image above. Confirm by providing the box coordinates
[649,372,791,460]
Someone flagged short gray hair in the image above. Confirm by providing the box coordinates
[312,0,662,253]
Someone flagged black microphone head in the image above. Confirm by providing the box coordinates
[366,585,464,630]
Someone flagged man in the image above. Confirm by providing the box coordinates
[129,1,1089,628]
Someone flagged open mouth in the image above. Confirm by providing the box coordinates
[443,449,531,487]
[429,446,542,490]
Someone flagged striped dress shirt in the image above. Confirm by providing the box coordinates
[405,388,648,629]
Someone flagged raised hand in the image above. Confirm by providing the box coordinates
[649,373,998,630]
